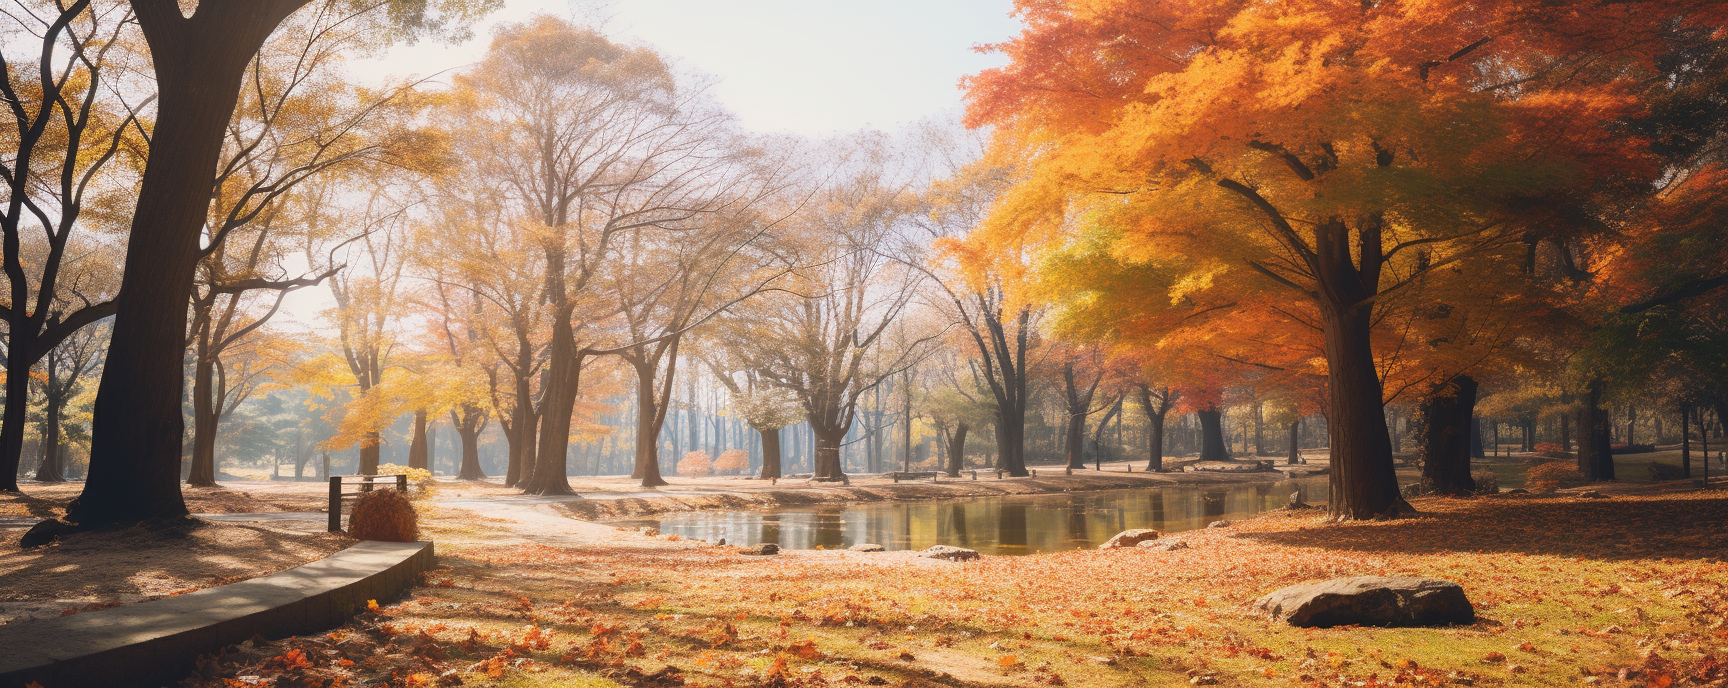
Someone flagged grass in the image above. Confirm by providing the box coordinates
[177,486,1728,687]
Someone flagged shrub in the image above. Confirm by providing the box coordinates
[1532,442,1564,454]
[1526,461,1584,494]
[713,449,749,474]
[1471,469,1500,494]
[375,463,436,500]
[1648,461,1688,481]
[677,450,713,477]
[347,488,419,541]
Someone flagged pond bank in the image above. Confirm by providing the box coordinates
[528,458,1339,521]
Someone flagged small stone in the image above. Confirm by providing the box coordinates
[1099,529,1160,549]
[1579,490,1608,499]
[1206,520,1232,529]
[1189,675,1217,685]
[1505,488,1530,495]
[1139,540,1190,551]
[918,545,980,561]
[1482,652,1505,663]
[1507,664,1527,674]
[637,526,659,537]
[848,543,885,552]
[739,543,780,556]
[20,519,67,549]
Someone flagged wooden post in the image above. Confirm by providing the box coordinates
[327,476,342,532]
[396,474,408,493]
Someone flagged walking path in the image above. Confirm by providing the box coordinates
[0,540,433,688]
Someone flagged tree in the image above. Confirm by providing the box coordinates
[327,182,416,475]
[71,0,492,527]
[962,0,1723,518]
[735,157,938,481]
[0,0,137,490]
[32,318,108,482]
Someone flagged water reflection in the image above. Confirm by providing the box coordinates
[617,479,1328,556]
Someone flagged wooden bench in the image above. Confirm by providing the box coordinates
[889,471,940,483]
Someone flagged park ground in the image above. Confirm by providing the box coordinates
[4,450,1727,687]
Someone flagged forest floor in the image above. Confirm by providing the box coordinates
[0,483,348,626]
[178,479,1728,688]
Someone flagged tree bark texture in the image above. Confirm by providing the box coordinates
[756,425,782,480]
[1197,408,1229,462]
[944,422,968,477]
[1417,375,1478,495]
[407,409,429,471]
[452,405,488,480]
[70,1,311,526]
[1576,379,1615,481]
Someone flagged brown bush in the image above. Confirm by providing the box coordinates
[347,488,419,542]
[1526,461,1584,494]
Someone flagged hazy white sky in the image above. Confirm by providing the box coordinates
[281,0,1020,327]
[349,0,1022,135]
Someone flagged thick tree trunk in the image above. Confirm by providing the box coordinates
[812,426,845,480]
[756,425,782,479]
[407,409,428,471]
[70,3,304,527]
[505,362,537,487]
[1469,416,1484,458]
[944,422,968,477]
[1064,408,1087,469]
[1417,375,1478,495]
[1197,408,1229,461]
[454,408,487,480]
[1575,379,1615,481]
[1146,411,1168,472]
[1318,290,1405,519]
[358,432,381,475]
[632,363,669,487]
[0,336,33,491]
[522,320,580,495]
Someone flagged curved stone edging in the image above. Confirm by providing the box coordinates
[0,540,433,688]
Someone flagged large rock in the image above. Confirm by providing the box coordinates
[20,518,67,549]
[1099,529,1159,549]
[1254,576,1474,628]
[918,545,980,561]
[739,543,780,556]
[848,543,885,552]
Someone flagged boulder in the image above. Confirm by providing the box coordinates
[918,545,980,562]
[739,543,780,556]
[1139,540,1189,551]
[1206,519,1232,529]
[1254,576,1474,628]
[1286,491,1317,509]
[1099,529,1160,549]
[848,543,885,552]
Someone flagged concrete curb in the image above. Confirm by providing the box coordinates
[0,540,434,688]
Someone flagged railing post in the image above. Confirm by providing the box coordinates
[327,476,342,532]
[396,474,407,493]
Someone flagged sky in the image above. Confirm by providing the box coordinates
[280,0,1022,327]
[349,0,1022,136]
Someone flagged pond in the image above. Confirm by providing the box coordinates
[614,477,1329,556]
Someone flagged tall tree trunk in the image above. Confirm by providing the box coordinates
[0,334,34,491]
[454,407,487,480]
[359,432,381,475]
[187,340,219,486]
[1064,407,1087,469]
[1575,379,1615,481]
[522,313,580,495]
[1680,402,1691,476]
[1417,375,1478,495]
[407,409,429,471]
[1146,409,1168,472]
[1197,408,1229,461]
[505,359,537,487]
[812,425,846,480]
[631,361,669,487]
[1287,419,1301,464]
[34,394,65,483]
[1469,416,1484,458]
[756,425,782,480]
[944,421,968,477]
[70,2,305,527]
[1626,405,1636,447]
[1253,401,1265,456]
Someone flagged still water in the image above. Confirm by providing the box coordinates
[616,478,1328,556]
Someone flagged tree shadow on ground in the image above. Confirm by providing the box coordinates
[1232,493,1728,561]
